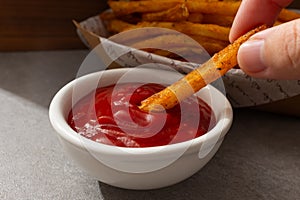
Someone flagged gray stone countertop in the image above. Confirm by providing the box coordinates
[0,50,299,200]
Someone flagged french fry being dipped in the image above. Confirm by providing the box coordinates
[139,24,267,112]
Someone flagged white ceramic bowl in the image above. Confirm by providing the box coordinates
[49,68,233,190]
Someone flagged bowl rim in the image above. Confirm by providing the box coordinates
[49,68,233,155]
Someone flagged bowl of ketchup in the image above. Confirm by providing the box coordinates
[49,67,233,190]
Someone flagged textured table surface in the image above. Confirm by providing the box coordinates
[0,50,299,200]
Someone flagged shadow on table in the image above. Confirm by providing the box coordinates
[0,50,89,108]
[97,109,300,200]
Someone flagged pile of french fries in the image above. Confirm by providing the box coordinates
[139,25,267,112]
[101,0,300,58]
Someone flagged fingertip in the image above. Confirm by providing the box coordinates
[238,39,267,74]
[229,20,242,43]
[228,31,236,44]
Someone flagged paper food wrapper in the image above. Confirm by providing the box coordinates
[75,15,300,116]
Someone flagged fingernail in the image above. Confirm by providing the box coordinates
[238,39,267,73]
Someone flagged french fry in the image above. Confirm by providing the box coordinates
[189,35,229,55]
[278,8,300,22]
[139,25,267,112]
[200,42,228,56]
[142,3,189,22]
[105,19,135,34]
[186,0,241,16]
[186,35,229,49]
[274,20,283,26]
[109,27,172,46]
[109,29,226,57]
[107,20,230,55]
[202,14,234,27]
[103,0,240,56]
[187,13,204,23]
[99,11,116,21]
[125,32,209,60]
[129,34,200,49]
[103,0,300,60]
[108,0,184,16]
[130,21,230,41]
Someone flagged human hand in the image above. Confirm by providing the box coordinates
[229,0,300,80]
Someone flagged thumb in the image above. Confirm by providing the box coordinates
[237,20,300,80]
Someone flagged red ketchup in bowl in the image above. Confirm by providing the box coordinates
[68,83,215,148]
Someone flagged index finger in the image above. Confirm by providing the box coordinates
[229,0,293,42]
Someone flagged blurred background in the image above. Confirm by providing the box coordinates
[0,0,299,51]
[0,0,108,51]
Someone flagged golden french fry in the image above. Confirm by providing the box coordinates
[109,29,226,57]
[186,0,241,16]
[109,28,167,46]
[190,35,229,48]
[129,21,230,41]
[278,8,300,22]
[139,24,267,112]
[175,22,230,41]
[187,13,204,23]
[173,47,209,63]
[99,11,116,21]
[189,35,229,55]
[142,3,189,22]
[109,28,174,47]
[108,0,184,16]
[202,14,234,27]
[274,20,283,26]
[200,41,228,56]
[129,33,201,49]
[105,19,135,34]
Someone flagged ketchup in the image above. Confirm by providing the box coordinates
[68,83,215,147]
